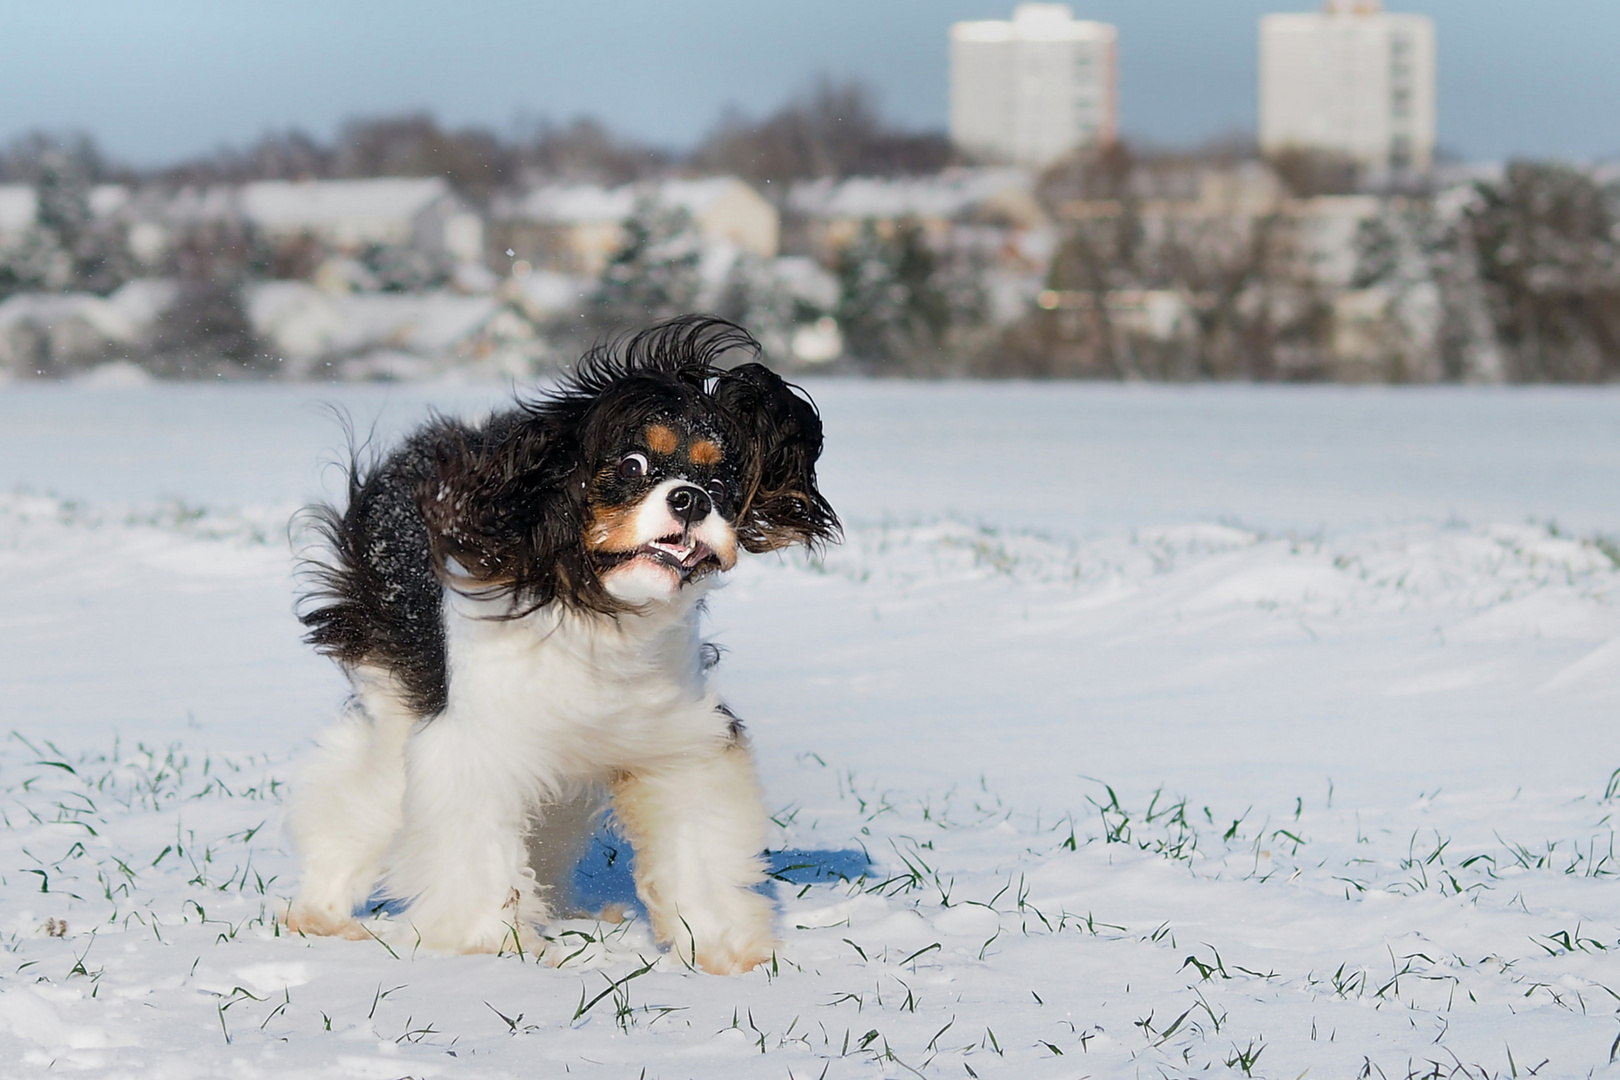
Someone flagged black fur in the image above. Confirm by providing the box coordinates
[297,316,840,720]
[712,362,840,554]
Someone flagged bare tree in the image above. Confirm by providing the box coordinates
[1267,146,1363,198]
[333,114,515,199]
[1008,159,1328,380]
[514,117,670,185]
[157,112,668,196]
[160,129,333,185]
[694,80,959,187]
[1464,162,1620,382]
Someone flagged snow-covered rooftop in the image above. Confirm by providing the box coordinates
[162,185,242,225]
[660,177,754,214]
[0,185,36,232]
[89,184,130,219]
[496,177,761,225]
[788,168,1035,221]
[498,184,637,225]
[246,281,511,360]
[951,4,1115,43]
[241,178,452,229]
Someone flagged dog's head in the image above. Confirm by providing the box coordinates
[421,317,839,613]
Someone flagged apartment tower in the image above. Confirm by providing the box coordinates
[1259,1,1436,174]
[950,4,1118,168]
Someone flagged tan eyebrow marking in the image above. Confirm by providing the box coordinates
[646,424,679,455]
[689,439,723,466]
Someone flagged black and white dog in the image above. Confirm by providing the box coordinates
[285,317,838,974]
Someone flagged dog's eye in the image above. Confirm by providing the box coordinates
[617,452,650,480]
[705,478,729,505]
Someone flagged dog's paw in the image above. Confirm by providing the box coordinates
[696,938,778,975]
[285,902,370,940]
[410,914,546,956]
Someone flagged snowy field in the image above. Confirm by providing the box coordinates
[2,380,1620,1078]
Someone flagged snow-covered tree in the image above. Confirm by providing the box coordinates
[0,228,70,299]
[361,242,449,293]
[0,148,131,298]
[588,197,703,333]
[836,218,980,371]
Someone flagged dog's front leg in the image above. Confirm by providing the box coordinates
[612,734,776,974]
[385,715,546,954]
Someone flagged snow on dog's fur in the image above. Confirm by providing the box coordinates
[285,317,838,973]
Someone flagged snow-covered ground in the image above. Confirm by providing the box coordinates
[1,381,1619,1078]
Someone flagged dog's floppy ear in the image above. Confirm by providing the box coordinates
[712,363,840,553]
[415,419,613,614]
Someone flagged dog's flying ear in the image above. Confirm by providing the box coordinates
[712,363,841,553]
[415,420,614,614]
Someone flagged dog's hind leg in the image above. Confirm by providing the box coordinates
[612,731,776,974]
[286,666,416,939]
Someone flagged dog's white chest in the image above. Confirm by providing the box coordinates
[439,589,720,771]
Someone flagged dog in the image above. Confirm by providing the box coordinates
[284,316,838,974]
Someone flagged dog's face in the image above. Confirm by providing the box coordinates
[585,405,745,604]
[418,319,840,616]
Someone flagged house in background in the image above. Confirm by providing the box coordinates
[490,176,778,276]
[662,177,780,261]
[120,177,485,281]
[240,178,483,265]
[786,167,1047,270]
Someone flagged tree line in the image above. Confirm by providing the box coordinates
[0,81,960,199]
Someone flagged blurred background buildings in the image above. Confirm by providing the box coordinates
[0,2,1614,384]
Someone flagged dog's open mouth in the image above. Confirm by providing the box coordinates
[599,533,720,578]
[642,534,713,570]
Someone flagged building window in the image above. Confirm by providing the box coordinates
[1391,88,1411,119]
[1390,36,1412,79]
[1390,134,1412,170]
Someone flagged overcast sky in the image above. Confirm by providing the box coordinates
[2,1,1616,167]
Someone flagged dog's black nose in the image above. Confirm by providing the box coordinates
[666,485,711,525]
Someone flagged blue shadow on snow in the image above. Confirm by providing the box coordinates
[361,820,869,919]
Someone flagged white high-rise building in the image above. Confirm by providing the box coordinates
[950,5,1118,168]
[1259,1,1436,174]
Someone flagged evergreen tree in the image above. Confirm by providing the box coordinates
[145,276,273,378]
[836,219,959,370]
[0,148,131,297]
[0,228,69,299]
[715,252,799,360]
[361,242,449,293]
[34,151,94,263]
[589,197,703,333]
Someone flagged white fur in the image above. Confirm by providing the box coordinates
[283,666,415,939]
[287,564,777,971]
